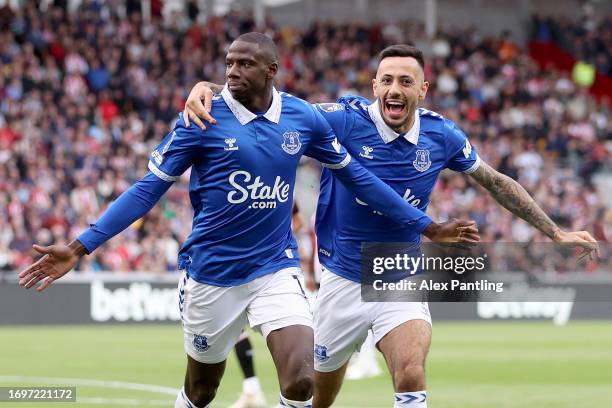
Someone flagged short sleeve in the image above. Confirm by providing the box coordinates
[444,120,480,174]
[148,113,203,182]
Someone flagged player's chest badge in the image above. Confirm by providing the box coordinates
[282,131,301,155]
[359,145,374,159]
[413,149,431,172]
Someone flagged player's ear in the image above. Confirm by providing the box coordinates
[372,78,378,97]
[419,80,429,101]
[266,62,278,80]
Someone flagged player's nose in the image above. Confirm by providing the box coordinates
[388,79,402,97]
[227,63,241,78]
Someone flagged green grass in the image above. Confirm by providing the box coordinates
[1,322,611,407]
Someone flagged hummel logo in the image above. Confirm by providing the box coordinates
[359,146,374,159]
[463,140,472,159]
[331,138,342,154]
[224,138,238,151]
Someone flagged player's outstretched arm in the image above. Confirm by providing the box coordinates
[331,158,479,242]
[469,160,599,259]
[19,116,200,291]
[18,172,173,292]
[182,81,223,129]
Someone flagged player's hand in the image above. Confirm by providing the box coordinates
[553,230,600,262]
[183,81,217,130]
[18,243,83,292]
[424,219,480,243]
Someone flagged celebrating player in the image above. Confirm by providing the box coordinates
[18,35,476,408]
[182,44,599,408]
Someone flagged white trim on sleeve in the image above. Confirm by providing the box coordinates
[462,155,481,174]
[148,161,179,182]
[321,154,352,170]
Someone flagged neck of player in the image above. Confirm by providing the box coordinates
[238,85,274,114]
[389,113,416,135]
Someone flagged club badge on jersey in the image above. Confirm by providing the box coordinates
[281,131,301,155]
[413,149,431,172]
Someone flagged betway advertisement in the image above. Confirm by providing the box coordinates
[90,282,180,322]
[1,277,611,325]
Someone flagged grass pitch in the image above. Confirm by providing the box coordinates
[1,321,611,407]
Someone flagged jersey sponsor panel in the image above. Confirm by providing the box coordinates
[227,170,291,209]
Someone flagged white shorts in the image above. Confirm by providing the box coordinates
[313,267,432,372]
[179,267,312,364]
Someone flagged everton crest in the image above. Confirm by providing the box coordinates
[193,334,209,353]
[282,131,301,155]
[413,149,431,172]
[314,344,330,362]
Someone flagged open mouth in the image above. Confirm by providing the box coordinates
[384,100,406,120]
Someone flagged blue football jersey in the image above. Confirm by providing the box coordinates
[147,87,355,285]
[144,88,431,286]
[315,95,481,283]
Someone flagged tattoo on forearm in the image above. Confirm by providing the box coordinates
[470,162,559,239]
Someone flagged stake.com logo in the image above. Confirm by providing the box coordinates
[227,170,290,209]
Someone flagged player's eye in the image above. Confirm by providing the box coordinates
[402,79,413,86]
[242,61,252,67]
[381,78,392,85]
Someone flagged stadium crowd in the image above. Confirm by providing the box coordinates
[0,2,609,273]
[531,13,612,76]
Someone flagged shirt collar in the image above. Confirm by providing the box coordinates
[367,101,420,145]
[220,84,282,125]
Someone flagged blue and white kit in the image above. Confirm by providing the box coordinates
[76,87,434,363]
[313,95,480,372]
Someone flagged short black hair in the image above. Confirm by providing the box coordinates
[234,32,278,63]
[378,44,425,71]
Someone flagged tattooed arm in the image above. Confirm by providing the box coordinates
[469,160,599,257]
[469,161,559,238]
